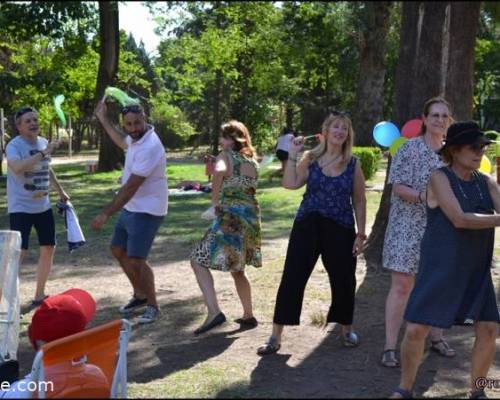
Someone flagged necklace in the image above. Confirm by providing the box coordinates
[449,167,484,202]
[423,133,443,151]
[319,153,342,169]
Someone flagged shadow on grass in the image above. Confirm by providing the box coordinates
[16,294,240,382]
[116,297,239,384]
[215,265,485,398]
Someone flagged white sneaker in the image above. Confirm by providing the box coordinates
[137,305,160,324]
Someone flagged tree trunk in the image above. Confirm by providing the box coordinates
[445,2,480,120]
[286,105,294,129]
[363,1,480,269]
[211,69,223,155]
[352,2,393,146]
[73,121,82,153]
[409,2,448,115]
[95,1,123,172]
[391,2,421,126]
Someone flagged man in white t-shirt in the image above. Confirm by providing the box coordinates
[91,101,168,324]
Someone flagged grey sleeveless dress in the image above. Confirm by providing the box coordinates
[404,167,499,328]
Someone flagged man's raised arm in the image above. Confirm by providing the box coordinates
[94,98,128,150]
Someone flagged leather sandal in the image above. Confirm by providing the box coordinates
[469,389,488,399]
[381,349,400,368]
[430,339,456,358]
[257,336,281,356]
[342,331,360,347]
[391,387,413,398]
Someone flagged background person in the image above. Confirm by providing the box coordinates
[391,121,500,399]
[92,101,167,325]
[381,97,456,368]
[275,127,295,174]
[6,107,69,305]
[257,112,366,355]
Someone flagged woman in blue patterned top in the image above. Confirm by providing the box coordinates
[257,113,367,355]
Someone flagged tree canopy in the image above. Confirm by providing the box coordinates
[0,1,498,153]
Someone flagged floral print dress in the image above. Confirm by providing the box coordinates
[190,150,262,272]
[382,136,444,274]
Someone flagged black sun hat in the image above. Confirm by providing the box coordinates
[438,121,492,154]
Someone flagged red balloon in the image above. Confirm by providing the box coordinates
[401,119,423,138]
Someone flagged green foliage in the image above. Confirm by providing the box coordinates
[150,90,196,148]
[352,146,382,181]
[117,32,153,99]
[0,3,99,134]
[1,0,499,159]
[0,2,97,41]
[152,2,364,151]
[474,7,500,129]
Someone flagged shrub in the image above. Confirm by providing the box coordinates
[352,146,382,181]
[150,91,196,149]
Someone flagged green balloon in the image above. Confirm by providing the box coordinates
[53,94,67,128]
[389,136,408,157]
[104,87,140,107]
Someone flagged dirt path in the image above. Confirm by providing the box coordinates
[15,234,500,398]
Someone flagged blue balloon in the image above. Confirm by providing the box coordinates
[373,121,400,147]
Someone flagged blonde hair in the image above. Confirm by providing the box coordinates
[303,114,354,166]
[221,120,257,159]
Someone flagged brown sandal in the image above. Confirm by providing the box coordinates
[381,349,400,368]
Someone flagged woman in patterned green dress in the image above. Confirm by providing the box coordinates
[190,120,262,335]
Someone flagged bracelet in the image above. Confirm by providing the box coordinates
[356,233,367,240]
[36,150,46,158]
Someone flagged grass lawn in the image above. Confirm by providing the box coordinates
[0,159,384,250]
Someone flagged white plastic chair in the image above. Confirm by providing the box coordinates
[0,230,21,363]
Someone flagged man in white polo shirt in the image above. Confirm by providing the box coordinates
[91,101,167,324]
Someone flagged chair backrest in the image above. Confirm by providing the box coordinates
[0,230,21,362]
[29,319,132,399]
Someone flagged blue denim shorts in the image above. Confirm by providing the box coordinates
[111,209,164,259]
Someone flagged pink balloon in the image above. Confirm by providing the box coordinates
[401,119,423,138]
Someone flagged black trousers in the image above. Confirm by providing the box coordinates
[273,212,357,325]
